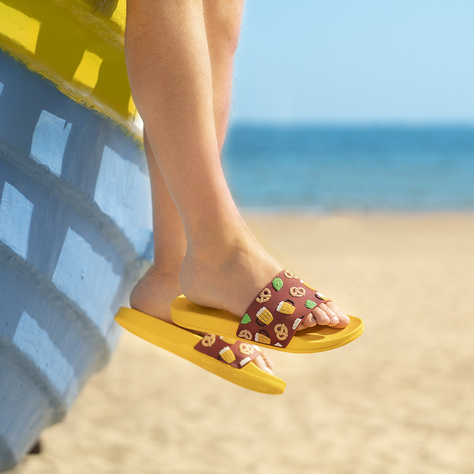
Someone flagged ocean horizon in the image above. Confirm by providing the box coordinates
[223,124,474,213]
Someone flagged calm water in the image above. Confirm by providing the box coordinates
[223,125,474,212]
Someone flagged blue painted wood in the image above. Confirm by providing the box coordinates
[0,50,152,470]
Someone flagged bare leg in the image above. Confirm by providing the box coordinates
[126,0,348,334]
[128,0,275,372]
[129,0,245,324]
[129,129,185,325]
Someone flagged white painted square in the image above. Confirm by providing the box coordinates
[0,182,33,259]
[52,227,121,335]
[30,110,72,176]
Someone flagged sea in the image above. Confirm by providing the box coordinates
[222,124,474,212]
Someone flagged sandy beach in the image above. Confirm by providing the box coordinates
[8,212,474,474]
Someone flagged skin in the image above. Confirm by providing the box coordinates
[125,0,349,374]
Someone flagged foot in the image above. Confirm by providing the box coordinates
[130,265,275,374]
[180,224,350,331]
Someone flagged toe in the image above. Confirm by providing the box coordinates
[318,303,340,326]
[254,352,274,374]
[260,349,275,372]
[331,321,349,329]
[300,312,317,329]
[326,301,350,327]
[314,306,331,325]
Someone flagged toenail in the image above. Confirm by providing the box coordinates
[331,317,339,325]
[321,315,330,323]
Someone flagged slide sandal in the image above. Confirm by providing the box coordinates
[171,269,364,353]
[115,307,286,395]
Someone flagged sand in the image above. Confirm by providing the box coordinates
[8,213,474,474]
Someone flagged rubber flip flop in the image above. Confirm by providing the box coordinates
[115,307,286,395]
[171,269,364,353]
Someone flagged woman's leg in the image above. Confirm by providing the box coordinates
[129,129,186,324]
[129,0,245,323]
[128,0,275,373]
[202,0,244,149]
[125,0,348,329]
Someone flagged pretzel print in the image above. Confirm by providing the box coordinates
[239,343,255,355]
[256,288,272,303]
[289,286,306,297]
[237,269,331,349]
[274,323,289,341]
[238,329,253,340]
[195,334,261,370]
[202,334,216,347]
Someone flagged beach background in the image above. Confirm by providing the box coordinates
[9,211,474,474]
[7,0,474,473]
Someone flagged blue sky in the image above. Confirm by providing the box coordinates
[231,0,474,124]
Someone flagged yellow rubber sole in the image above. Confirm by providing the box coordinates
[171,295,364,354]
[115,307,287,395]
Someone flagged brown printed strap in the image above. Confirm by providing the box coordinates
[194,334,261,369]
[236,269,331,349]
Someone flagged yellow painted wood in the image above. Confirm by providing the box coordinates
[0,2,40,54]
[0,0,140,136]
[110,0,126,31]
[72,50,104,90]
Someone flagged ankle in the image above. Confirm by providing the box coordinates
[183,194,245,241]
[139,263,181,283]
[179,228,281,316]
[131,265,179,305]
[186,214,253,256]
[130,264,182,321]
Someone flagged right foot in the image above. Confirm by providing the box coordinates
[180,224,350,331]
